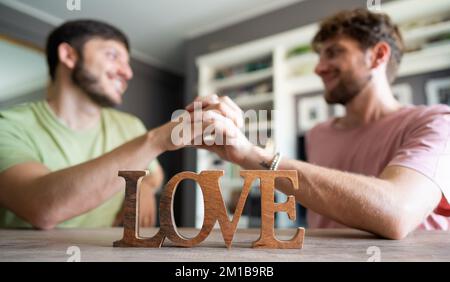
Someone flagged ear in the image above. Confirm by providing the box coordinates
[57,42,78,70]
[370,41,391,69]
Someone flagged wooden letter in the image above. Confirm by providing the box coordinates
[244,170,305,249]
[113,170,166,247]
[159,171,223,247]
[211,172,253,248]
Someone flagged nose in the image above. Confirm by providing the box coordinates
[118,61,133,81]
[314,57,328,77]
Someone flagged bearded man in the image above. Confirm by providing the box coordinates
[0,20,213,229]
[188,9,450,239]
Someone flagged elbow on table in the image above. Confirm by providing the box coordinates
[381,224,410,240]
[34,222,57,231]
[28,212,58,230]
[378,209,415,240]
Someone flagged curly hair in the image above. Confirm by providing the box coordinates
[312,9,404,83]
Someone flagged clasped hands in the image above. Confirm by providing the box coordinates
[154,94,255,166]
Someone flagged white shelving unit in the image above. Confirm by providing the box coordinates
[211,68,273,90]
[195,0,450,228]
[234,92,273,108]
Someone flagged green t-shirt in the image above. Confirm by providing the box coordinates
[0,100,158,228]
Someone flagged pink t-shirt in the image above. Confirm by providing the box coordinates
[306,105,450,230]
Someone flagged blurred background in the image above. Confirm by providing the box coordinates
[1,0,449,228]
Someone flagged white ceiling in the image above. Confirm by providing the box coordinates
[1,0,304,74]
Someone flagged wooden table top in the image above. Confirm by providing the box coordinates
[0,227,449,261]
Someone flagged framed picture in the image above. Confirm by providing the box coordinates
[296,95,328,132]
[392,83,413,105]
[426,77,450,106]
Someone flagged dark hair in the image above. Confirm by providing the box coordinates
[312,9,404,83]
[46,19,129,81]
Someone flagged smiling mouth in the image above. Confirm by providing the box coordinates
[321,70,340,84]
[322,75,338,87]
[112,78,126,95]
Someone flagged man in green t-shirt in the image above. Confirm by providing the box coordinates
[0,20,205,229]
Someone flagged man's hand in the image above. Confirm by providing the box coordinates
[149,97,243,152]
[185,94,255,165]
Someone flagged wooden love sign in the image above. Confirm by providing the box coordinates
[113,170,305,249]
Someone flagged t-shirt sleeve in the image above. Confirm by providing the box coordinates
[0,119,40,173]
[387,106,450,211]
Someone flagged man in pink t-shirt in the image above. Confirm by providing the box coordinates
[306,104,450,230]
[302,9,450,232]
[189,9,450,239]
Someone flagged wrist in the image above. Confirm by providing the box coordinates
[239,145,274,169]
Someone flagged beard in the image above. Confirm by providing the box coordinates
[71,60,118,108]
[324,64,372,106]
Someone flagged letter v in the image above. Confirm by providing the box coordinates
[211,172,254,249]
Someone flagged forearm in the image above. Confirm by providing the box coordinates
[21,129,164,228]
[238,146,404,238]
[281,159,401,235]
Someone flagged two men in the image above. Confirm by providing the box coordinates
[1,9,449,239]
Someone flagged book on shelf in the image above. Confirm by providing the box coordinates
[214,56,272,80]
